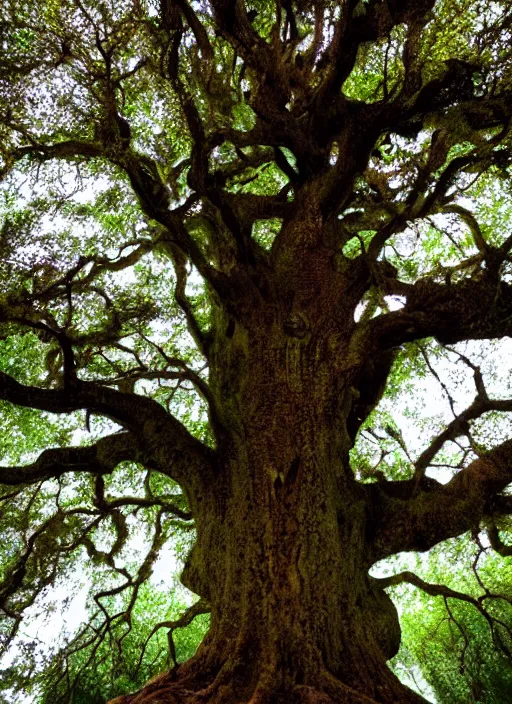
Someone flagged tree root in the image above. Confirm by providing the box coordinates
[107,637,429,704]
[106,669,422,704]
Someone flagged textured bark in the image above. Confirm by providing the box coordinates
[109,235,428,703]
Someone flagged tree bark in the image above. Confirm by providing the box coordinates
[109,257,428,703]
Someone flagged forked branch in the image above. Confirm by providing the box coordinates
[376,570,512,658]
[0,370,216,488]
[368,437,512,561]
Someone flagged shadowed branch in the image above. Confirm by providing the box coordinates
[0,431,141,486]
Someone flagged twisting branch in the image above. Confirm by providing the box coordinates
[377,570,486,606]
[413,376,508,483]
[135,598,209,673]
[170,245,211,357]
[91,509,167,641]
[367,435,512,562]
[376,570,512,658]
[487,523,512,557]
[441,204,489,256]
[0,506,100,630]
[0,431,141,486]
[93,471,192,522]
[0,369,216,490]
[39,507,181,702]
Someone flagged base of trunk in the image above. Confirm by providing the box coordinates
[108,644,429,704]
[108,674,428,704]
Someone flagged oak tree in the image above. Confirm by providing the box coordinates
[2,0,512,701]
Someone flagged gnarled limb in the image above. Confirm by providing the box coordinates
[0,431,140,486]
[367,437,512,562]
[0,368,161,429]
[366,274,512,352]
[0,370,216,489]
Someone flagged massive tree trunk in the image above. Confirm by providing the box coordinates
[111,212,427,703]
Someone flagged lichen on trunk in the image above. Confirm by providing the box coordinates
[111,287,426,703]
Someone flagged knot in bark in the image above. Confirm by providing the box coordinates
[283,312,310,338]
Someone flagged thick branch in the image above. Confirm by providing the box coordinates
[367,438,512,562]
[312,0,436,113]
[0,370,216,488]
[366,275,512,352]
[0,369,164,430]
[347,349,398,441]
[0,431,140,486]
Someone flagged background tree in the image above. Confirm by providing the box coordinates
[2,0,512,702]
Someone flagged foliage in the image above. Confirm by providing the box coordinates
[389,539,512,703]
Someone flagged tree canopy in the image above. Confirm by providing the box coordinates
[2,0,512,702]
